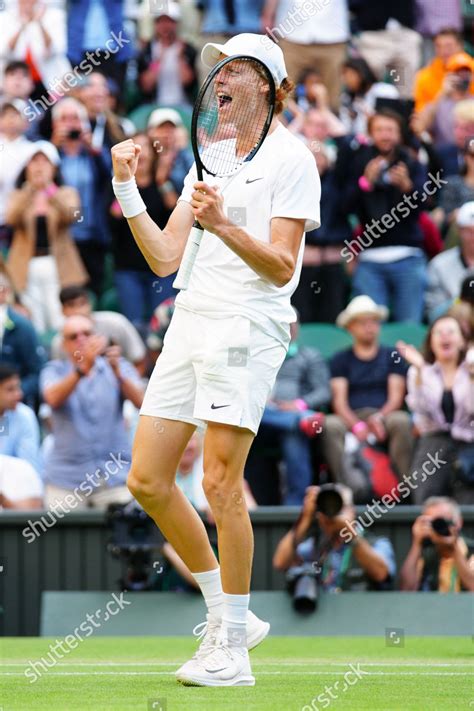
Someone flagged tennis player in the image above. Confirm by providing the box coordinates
[111,33,320,687]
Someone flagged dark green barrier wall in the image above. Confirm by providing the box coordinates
[1,507,473,636]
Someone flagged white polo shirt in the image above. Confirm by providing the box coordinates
[175,122,321,345]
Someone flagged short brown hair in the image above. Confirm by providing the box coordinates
[367,109,404,135]
[434,28,463,44]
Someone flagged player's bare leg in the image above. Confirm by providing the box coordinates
[128,415,218,572]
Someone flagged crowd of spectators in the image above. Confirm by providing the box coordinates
[0,0,473,571]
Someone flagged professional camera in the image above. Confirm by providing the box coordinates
[430,517,454,537]
[316,484,344,518]
[286,562,319,614]
[107,501,165,591]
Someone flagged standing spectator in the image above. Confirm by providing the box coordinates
[51,286,147,372]
[261,0,350,110]
[0,0,70,95]
[339,57,399,136]
[6,141,88,333]
[339,109,427,322]
[436,99,474,176]
[351,0,422,99]
[146,108,193,194]
[400,496,474,591]
[137,2,197,110]
[259,315,329,505]
[77,72,126,158]
[414,28,471,113]
[109,133,174,328]
[321,296,413,489]
[51,97,111,296]
[418,53,474,146]
[0,99,31,249]
[401,316,474,505]
[425,202,474,321]
[40,314,144,509]
[0,261,44,407]
[0,363,42,473]
[66,0,133,92]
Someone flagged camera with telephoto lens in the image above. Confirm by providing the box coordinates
[422,517,455,548]
[316,484,344,518]
[286,562,319,614]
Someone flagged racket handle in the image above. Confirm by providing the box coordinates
[173,225,204,290]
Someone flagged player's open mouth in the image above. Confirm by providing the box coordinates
[217,93,232,109]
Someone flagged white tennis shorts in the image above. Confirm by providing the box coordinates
[140,306,288,434]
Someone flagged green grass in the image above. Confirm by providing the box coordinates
[1,636,472,710]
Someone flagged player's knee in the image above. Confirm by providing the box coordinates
[202,461,232,508]
[127,467,171,506]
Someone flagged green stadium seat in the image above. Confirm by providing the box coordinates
[380,322,428,349]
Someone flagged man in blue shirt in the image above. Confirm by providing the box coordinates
[0,363,42,473]
[40,314,144,509]
[321,296,413,487]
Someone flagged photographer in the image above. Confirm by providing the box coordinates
[400,497,474,592]
[40,314,144,509]
[273,485,395,609]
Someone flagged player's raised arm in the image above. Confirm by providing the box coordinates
[111,139,194,277]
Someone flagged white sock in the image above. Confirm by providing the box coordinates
[191,568,223,620]
[221,592,250,647]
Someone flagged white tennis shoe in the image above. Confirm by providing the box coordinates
[175,609,269,683]
[177,640,255,687]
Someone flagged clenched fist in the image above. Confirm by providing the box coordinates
[111,139,142,182]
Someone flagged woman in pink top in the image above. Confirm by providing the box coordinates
[399,315,474,505]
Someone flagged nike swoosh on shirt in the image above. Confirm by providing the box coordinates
[245,177,263,184]
[210,403,230,410]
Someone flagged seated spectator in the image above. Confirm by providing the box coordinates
[109,132,175,328]
[0,99,31,248]
[273,484,395,591]
[51,97,111,296]
[289,80,347,140]
[448,276,474,344]
[0,261,44,407]
[40,314,144,509]
[0,61,38,140]
[146,108,193,194]
[401,316,474,505]
[418,53,474,146]
[425,202,474,321]
[289,106,346,160]
[436,99,474,176]
[0,364,42,473]
[6,141,88,334]
[259,314,329,505]
[340,56,399,136]
[0,455,43,509]
[51,286,147,373]
[415,7,462,64]
[413,28,470,113]
[400,496,474,591]
[351,0,422,99]
[321,296,413,490]
[435,139,474,230]
[339,109,427,322]
[0,0,70,96]
[261,0,350,110]
[137,2,197,110]
[77,72,126,158]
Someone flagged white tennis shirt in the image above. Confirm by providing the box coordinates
[175,123,321,345]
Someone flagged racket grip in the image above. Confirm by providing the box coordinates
[173,225,204,290]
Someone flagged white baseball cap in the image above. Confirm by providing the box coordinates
[153,0,181,21]
[147,108,182,128]
[201,33,288,87]
[23,140,61,168]
[457,201,474,228]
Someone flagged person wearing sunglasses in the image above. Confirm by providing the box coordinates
[40,314,144,510]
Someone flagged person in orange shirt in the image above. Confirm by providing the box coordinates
[414,28,474,113]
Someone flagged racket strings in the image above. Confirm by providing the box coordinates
[196,58,272,177]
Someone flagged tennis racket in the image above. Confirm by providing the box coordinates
[172,54,276,290]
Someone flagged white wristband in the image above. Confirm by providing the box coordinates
[112,176,147,219]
